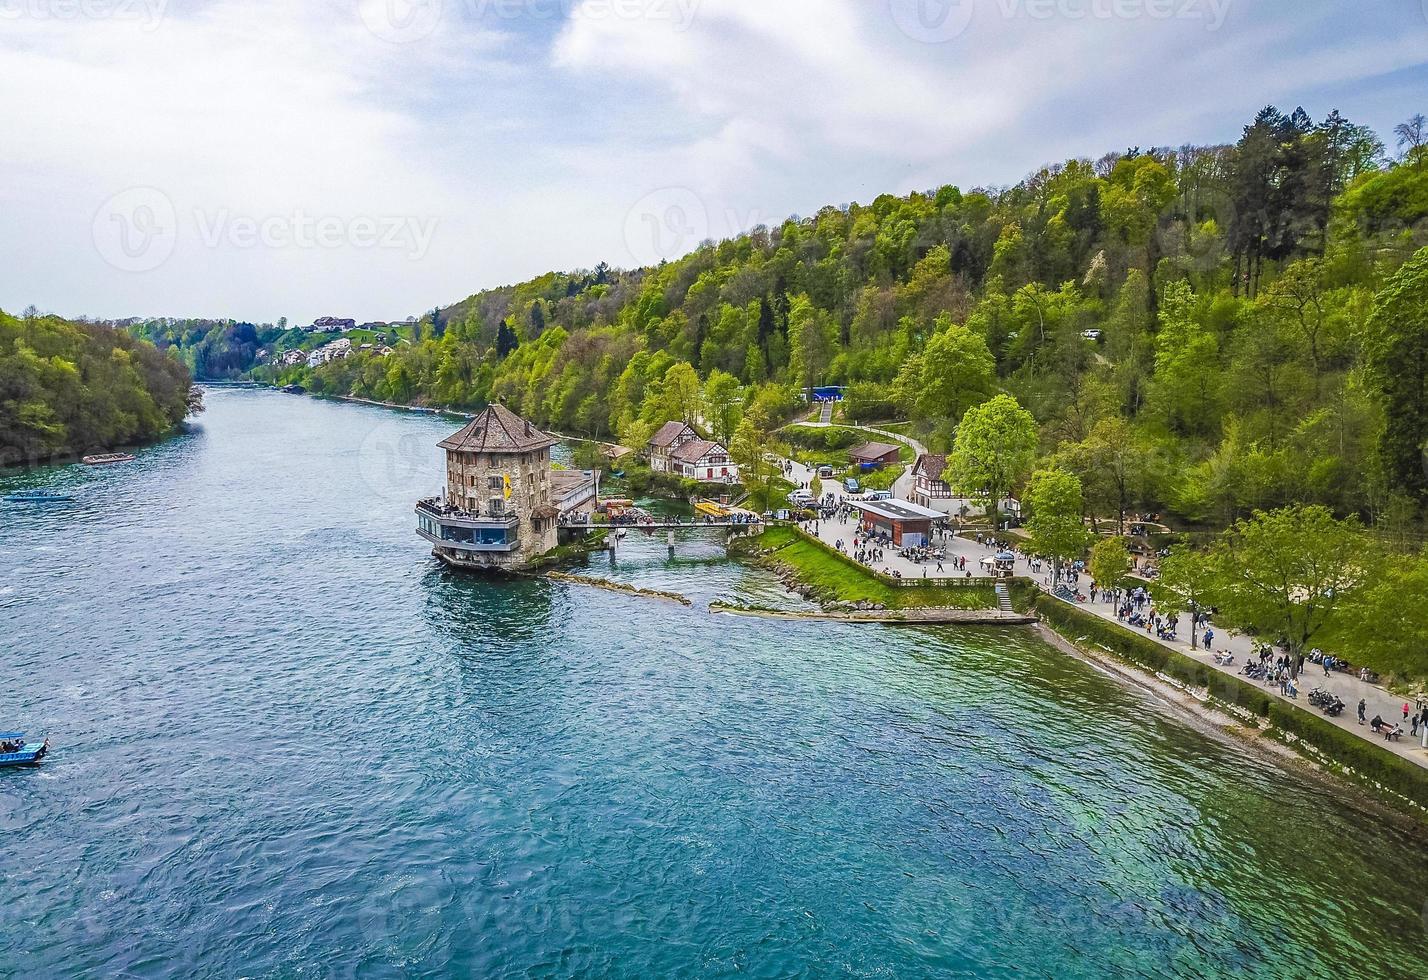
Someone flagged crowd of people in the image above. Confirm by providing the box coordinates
[786,455,1426,757]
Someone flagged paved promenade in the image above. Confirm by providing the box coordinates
[779,455,1428,769]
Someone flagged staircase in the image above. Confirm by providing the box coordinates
[995,582,1014,613]
[818,400,834,424]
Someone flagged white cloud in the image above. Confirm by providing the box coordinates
[0,0,1424,322]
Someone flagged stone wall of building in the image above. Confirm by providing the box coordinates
[443,447,557,560]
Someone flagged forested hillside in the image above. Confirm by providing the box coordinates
[0,309,198,466]
[267,105,1428,529]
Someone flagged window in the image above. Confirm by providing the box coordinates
[489,498,504,516]
[488,476,504,490]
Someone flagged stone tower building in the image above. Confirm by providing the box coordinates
[415,405,562,572]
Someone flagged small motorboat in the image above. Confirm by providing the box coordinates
[4,491,75,503]
[82,453,135,465]
[0,733,49,767]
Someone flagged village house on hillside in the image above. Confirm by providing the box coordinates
[306,316,357,332]
[645,421,738,483]
[416,404,595,573]
[306,337,352,368]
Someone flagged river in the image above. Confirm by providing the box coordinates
[1,389,1425,977]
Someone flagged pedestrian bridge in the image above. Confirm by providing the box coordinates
[560,518,765,531]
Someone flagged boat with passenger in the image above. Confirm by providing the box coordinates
[0,733,49,767]
[82,452,135,466]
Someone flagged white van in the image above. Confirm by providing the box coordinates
[788,489,815,506]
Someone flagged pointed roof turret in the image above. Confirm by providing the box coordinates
[438,404,557,454]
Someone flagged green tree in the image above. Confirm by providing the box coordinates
[1155,547,1218,649]
[1023,468,1092,582]
[787,294,835,395]
[1088,537,1133,605]
[1207,505,1371,661]
[893,319,995,425]
[945,394,1039,531]
[1341,549,1428,678]
[1363,246,1428,502]
[1150,281,1221,435]
[703,370,745,446]
[730,419,786,511]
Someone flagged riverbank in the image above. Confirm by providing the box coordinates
[729,525,1001,612]
[1030,593,1428,817]
[710,601,1032,625]
[0,419,195,472]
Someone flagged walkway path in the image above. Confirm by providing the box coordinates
[788,419,928,501]
[778,454,1428,769]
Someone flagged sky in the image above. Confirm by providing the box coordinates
[1,0,1426,326]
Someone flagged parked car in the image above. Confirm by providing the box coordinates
[788,489,815,506]
[865,490,892,501]
[843,477,860,493]
[817,465,834,478]
[1081,328,1103,341]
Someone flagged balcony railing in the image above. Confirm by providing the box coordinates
[417,497,520,527]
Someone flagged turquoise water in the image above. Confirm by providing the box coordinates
[2,390,1426,977]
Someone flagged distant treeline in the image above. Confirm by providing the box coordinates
[0,309,197,466]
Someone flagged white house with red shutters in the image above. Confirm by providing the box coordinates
[646,421,739,483]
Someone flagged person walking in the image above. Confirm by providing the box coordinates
[1357,699,1366,725]
[1404,703,1412,723]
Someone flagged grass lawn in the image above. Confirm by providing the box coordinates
[743,526,997,610]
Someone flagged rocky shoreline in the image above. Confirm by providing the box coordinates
[545,572,692,606]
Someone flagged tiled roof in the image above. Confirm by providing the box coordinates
[849,441,901,461]
[670,439,721,463]
[438,404,557,453]
[913,454,949,480]
[649,421,695,449]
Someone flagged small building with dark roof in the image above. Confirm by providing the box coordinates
[852,498,945,547]
[849,441,901,470]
